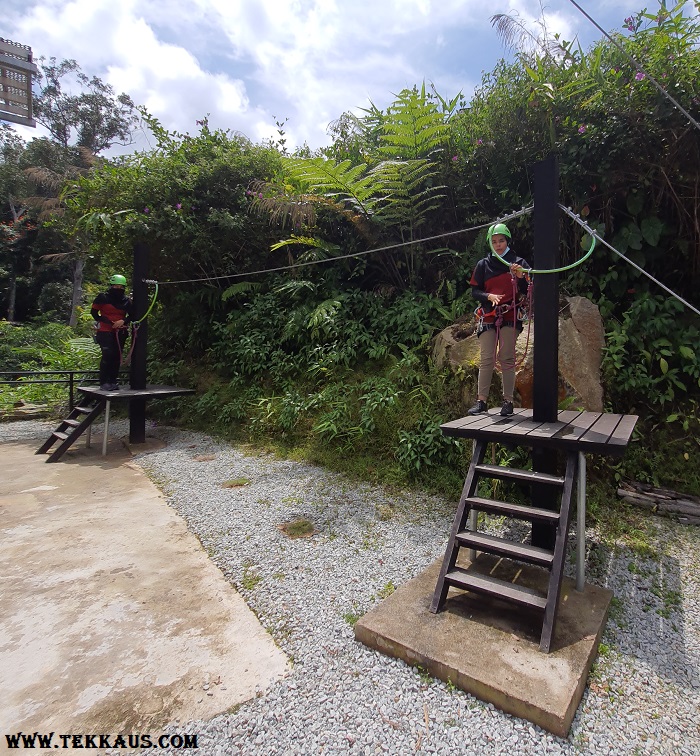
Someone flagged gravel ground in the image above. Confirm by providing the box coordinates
[4,420,700,754]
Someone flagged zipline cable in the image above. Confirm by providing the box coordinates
[559,204,700,317]
[153,206,534,285]
[566,0,700,134]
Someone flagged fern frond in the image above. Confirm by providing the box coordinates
[378,87,449,160]
[40,250,75,263]
[68,338,100,357]
[273,279,316,297]
[270,235,341,262]
[284,157,384,217]
[307,299,342,340]
[270,235,319,252]
[221,281,262,301]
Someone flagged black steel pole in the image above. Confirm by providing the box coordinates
[129,241,148,443]
[531,154,560,549]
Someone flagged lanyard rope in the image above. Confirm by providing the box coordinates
[132,280,159,324]
[489,228,597,274]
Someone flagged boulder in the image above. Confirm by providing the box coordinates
[433,296,605,412]
[432,318,480,372]
[557,296,605,412]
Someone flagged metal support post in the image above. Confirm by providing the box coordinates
[102,400,111,456]
[576,452,586,592]
[469,439,477,561]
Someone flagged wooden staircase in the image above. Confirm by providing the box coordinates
[36,400,104,463]
[430,438,578,653]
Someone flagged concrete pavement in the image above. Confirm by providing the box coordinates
[0,438,288,747]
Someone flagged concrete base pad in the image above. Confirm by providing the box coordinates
[355,555,612,737]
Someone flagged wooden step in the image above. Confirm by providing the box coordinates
[63,419,81,428]
[455,531,554,567]
[466,496,561,522]
[52,431,69,441]
[74,405,95,414]
[445,567,547,610]
[475,464,565,486]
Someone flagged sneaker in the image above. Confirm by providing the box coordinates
[467,400,487,416]
[100,383,112,391]
[500,400,514,416]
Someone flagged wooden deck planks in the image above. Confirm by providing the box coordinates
[441,408,638,457]
[606,413,639,450]
[78,385,195,400]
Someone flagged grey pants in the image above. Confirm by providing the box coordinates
[477,326,517,402]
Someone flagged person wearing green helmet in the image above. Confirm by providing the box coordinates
[467,223,530,416]
[90,274,133,391]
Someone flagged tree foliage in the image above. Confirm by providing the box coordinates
[7,2,699,487]
[33,58,138,154]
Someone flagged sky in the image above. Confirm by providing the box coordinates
[3,0,652,155]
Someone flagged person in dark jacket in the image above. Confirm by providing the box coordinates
[468,223,530,416]
[91,274,133,391]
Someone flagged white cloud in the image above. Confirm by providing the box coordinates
[4,0,634,152]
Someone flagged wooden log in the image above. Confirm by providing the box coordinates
[617,480,700,524]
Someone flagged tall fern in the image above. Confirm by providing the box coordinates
[379,84,450,160]
[374,159,445,234]
[261,84,458,287]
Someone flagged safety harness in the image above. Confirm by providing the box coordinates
[112,280,160,366]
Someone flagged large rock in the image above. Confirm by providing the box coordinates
[557,296,605,412]
[432,318,480,372]
[433,296,605,412]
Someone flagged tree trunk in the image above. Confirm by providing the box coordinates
[7,204,22,321]
[7,274,17,321]
[68,255,85,327]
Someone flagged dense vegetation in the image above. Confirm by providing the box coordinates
[2,3,699,500]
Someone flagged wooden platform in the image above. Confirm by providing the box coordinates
[441,408,638,457]
[78,385,195,401]
[36,385,195,462]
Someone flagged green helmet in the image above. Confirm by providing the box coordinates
[487,223,511,240]
[109,274,127,286]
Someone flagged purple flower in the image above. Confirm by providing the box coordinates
[476,138,483,145]
[175,203,182,210]
[258,192,263,199]
[143,207,150,214]
[452,155,458,162]
[578,124,587,134]
[635,72,646,81]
